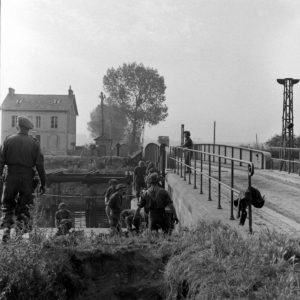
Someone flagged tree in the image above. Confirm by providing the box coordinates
[87,103,128,142]
[266,134,300,147]
[103,62,168,152]
[265,134,282,147]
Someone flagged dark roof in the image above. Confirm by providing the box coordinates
[1,93,78,116]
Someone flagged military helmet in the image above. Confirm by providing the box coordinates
[58,202,67,209]
[108,178,118,185]
[116,184,127,191]
[149,172,159,184]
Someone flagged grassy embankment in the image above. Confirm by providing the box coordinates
[0,220,300,299]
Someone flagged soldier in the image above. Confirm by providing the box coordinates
[55,202,73,236]
[120,208,142,233]
[182,131,193,173]
[14,174,40,233]
[133,161,146,200]
[134,173,179,234]
[107,184,127,233]
[104,179,118,224]
[0,116,46,242]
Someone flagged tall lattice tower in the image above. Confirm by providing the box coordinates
[277,78,299,171]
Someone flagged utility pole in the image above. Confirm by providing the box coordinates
[213,121,216,145]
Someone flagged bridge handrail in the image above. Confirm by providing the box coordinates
[169,145,255,233]
[177,146,256,170]
[193,143,269,169]
[268,146,300,151]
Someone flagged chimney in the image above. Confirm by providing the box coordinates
[68,85,73,96]
[8,87,15,95]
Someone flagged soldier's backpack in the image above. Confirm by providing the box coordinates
[246,186,265,208]
[234,186,265,226]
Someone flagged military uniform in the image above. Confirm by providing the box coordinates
[182,131,193,173]
[55,203,73,235]
[138,184,173,233]
[120,209,141,233]
[107,184,126,231]
[104,179,118,225]
[133,161,146,198]
[0,116,46,240]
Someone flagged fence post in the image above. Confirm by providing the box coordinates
[224,145,227,164]
[193,153,197,189]
[183,150,187,181]
[248,163,254,234]
[176,148,179,175]
[200,150,203,194]
[180,149,183,178]
[208,154,212,201]
[230,159,235,220]
[240,148,242,166]
[218,156,222,209]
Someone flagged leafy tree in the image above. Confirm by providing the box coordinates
[103,62,168,152]
[266,134,300,147]
[87,103,128,142]
[265,134,282,147]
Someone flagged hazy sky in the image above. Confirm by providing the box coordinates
[1,0,300,145]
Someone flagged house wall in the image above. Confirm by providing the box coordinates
[1,110,74,155]
[67,106,77,151]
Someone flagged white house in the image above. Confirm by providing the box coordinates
[1,86,78,155]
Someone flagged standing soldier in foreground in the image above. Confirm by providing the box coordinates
[134,173,179,234]
[0,116,46,242]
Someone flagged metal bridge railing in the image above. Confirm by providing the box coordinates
[194,143,268,170]
[169,146,255,233]
[270,157,300,175]
[268,146,300,174]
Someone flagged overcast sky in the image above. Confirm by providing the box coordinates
[1,0,300,145]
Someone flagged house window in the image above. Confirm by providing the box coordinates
[36,116,41,128]
[11,115,18,127]
[51,116,58,128]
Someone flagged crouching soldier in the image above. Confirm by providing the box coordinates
[120,208,143,233]
[134,173,179,234]
[55,202,73,236]
[107,184,127,234]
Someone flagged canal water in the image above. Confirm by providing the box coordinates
[37,194,132,228]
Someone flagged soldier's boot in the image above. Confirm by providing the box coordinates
[2,227,11,243]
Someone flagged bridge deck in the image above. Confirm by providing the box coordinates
[167,168,300,236]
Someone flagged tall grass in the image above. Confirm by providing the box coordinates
[164,221,300,300]
[0,220,299,299]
